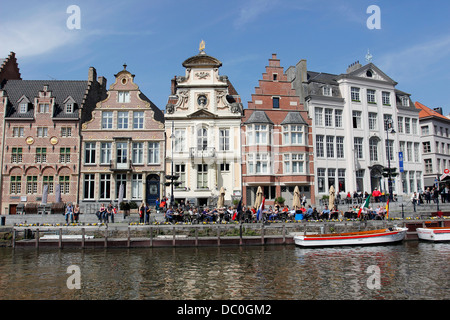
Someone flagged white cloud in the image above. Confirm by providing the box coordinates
[378,34,450,81]
[233,0,278,29]
[0,8,84,58]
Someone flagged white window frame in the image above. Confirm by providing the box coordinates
[118,91,130,103]
[148,142,160,164]
[102,111,113,129]
[118,111,129,129]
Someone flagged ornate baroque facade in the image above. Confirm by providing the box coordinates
[164,48,243,207]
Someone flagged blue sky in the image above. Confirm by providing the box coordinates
[2,0,450,114]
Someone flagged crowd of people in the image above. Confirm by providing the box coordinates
[63,191,401,225]
[414,186,450,204]
[160,198,388,224]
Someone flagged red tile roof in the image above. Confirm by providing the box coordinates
[415,101,449,121]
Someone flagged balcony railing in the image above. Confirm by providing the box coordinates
[110,159,132,171]
[189,147,216,159]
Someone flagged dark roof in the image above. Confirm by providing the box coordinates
[139,92,165,123]
[2,80,89,119]
[244,110,274,125]
[281,112,308,125]
[307,71,339,85]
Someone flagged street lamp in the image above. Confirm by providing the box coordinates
[165,121,180,207]
[384,118,396,201]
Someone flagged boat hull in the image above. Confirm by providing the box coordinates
[294,228,408,247]
[416,228,450,242]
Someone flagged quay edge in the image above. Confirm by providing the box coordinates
[6,218,450,248]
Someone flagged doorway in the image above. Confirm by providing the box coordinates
[146,174,160,207]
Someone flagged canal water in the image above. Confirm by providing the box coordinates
[0,242,448,300]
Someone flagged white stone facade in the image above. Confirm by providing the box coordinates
[288,61,423,203]
[164,50,243,207]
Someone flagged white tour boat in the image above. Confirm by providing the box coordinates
[294,227,408,247]
[416,227,450,242]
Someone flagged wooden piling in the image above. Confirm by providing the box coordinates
[172,226,176,246]
[81,228,85,248]
[59,228,62,249]
[261,224,265,244]
[35,229,39,249]
[217,226,220,246]
[239,224,243,245]
[149,226,153,247]
[127,226,131,248]
[104,226,108,248]
[195,227,199,246]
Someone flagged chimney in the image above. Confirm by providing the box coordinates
[88,67,97,82]
[433,107,443,115]
[171,76,177,95]
[346,61,362,73]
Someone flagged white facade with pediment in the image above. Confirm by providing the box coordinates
[164,50,243,207]
[289,60,423,202]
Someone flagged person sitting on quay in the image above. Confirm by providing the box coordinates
[319,205,330,220]
[105,204,113,223]
[73,203,80,223]
[329,208,339,220]
[268,207,278,221]
[304,205,313,220]
[165,206,174,223]
[226,206,234,222]
[201,207,213,222]
[65,203,74,224]
[97,203,106,223]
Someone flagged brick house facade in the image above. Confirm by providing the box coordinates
[242,54,315,208]
[0,62,106,214]
[79,65,165,213]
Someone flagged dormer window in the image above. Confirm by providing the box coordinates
[323,86,332,97]
[19,102,27,113]
[401,96,410,107]
[63,96,76,113]
[17,95,30,114]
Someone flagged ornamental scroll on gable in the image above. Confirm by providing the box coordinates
[216,89,243,114]
[165,90,189,114]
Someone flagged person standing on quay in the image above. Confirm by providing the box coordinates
[139,203,145,224]
[145,203,151,224]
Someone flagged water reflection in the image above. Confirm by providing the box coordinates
[0,242,448,300]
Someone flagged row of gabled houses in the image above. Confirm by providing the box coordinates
[0,48,449,215]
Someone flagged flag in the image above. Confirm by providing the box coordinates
[232,199,242,221]
[256,197,265,221]
[358,195,371,218]
[385,198,389,219]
